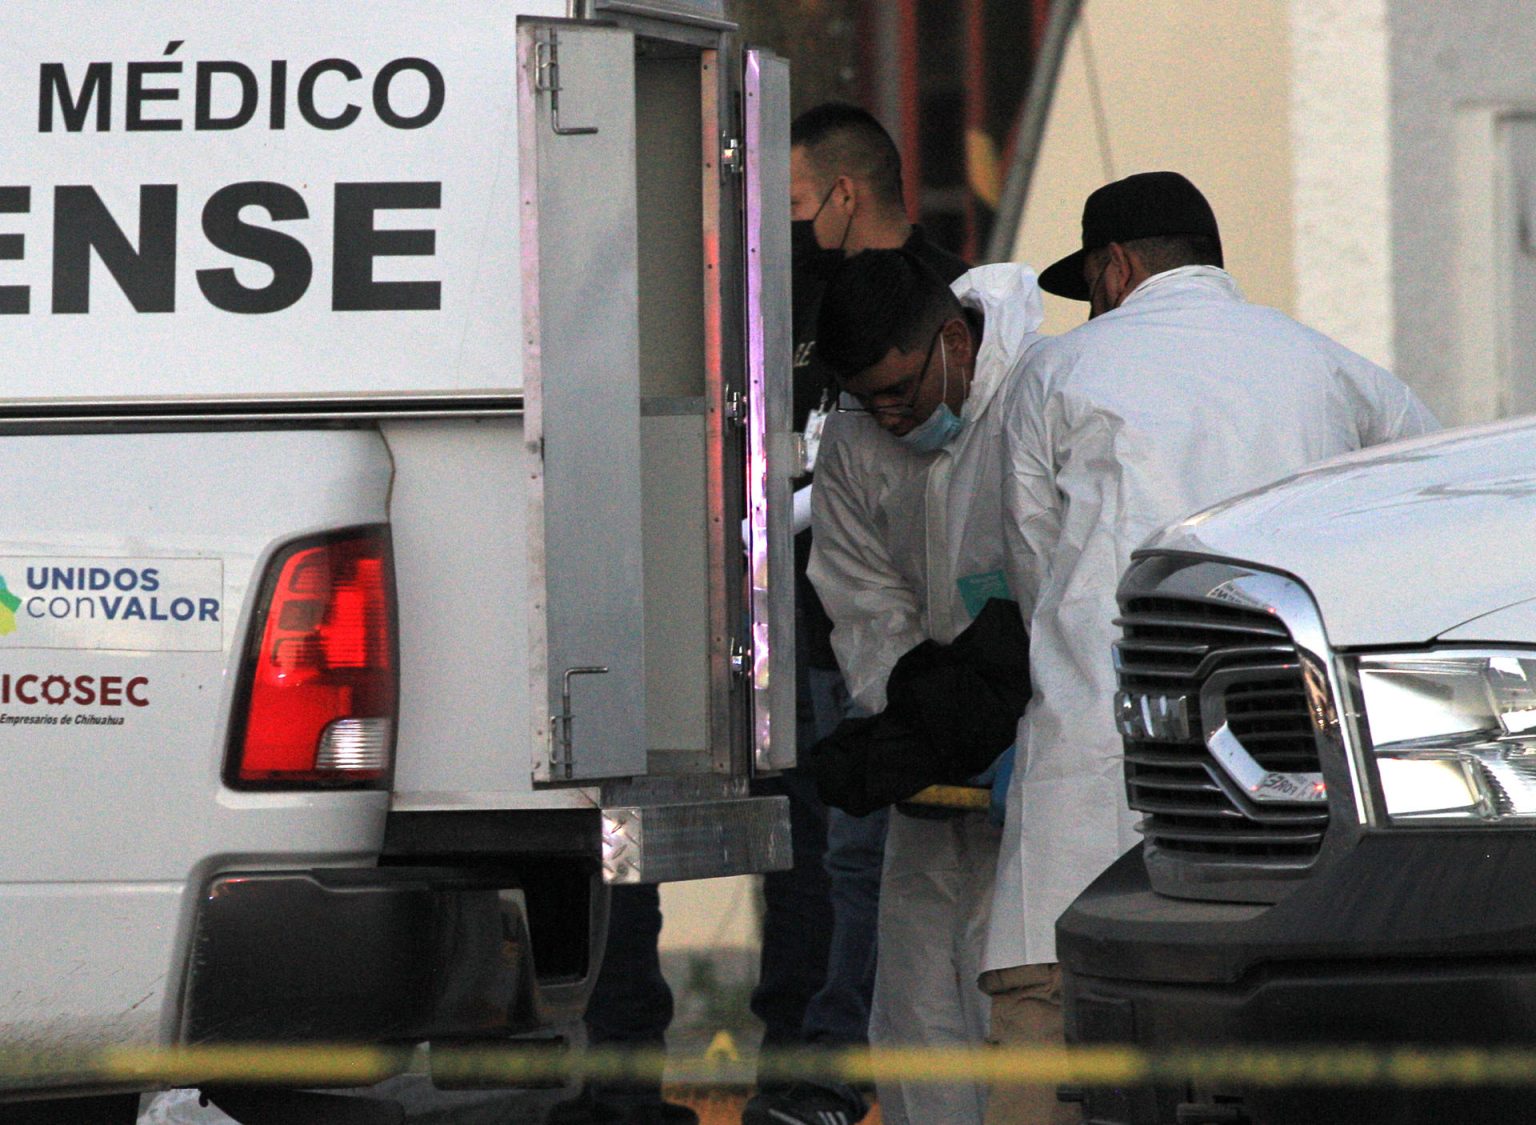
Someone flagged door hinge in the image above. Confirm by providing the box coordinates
[729,639,750,678]
[721,135,743,176]
[724,390,747,428]
[534,31,598,137]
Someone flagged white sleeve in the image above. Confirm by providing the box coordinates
[1000,361,1059,623]
[1023,385,1137,791]
[1331,341,1442,446]
[791,484,814,536]
[1013,364,1149,964]
[807,419,924,714]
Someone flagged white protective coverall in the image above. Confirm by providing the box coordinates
[986,266,1441,974]
[810,263,1044,1125]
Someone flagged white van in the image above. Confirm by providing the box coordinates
[0,1,795,1119]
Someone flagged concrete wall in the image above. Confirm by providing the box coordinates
[1011,0,1536,427]
[1289,0,1394,372]
[1012,0,1296,337]
[1388,0,1536,424]
[659,875,760,950]
[1236,0,1536,425]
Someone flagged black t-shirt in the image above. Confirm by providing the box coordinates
[793,226,969,670]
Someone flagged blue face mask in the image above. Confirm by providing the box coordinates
[898,402,964,454]
[897,334,965,454]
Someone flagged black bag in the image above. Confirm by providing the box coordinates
[806,597,1030,816]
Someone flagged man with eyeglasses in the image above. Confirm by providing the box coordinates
[806,248,1045,1125]
[742,105,970,1125]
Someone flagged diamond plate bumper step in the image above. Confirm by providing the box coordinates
[600,796,791,884]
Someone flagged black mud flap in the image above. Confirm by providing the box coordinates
[0,1096,140,1125]
[203,1088,406,1125]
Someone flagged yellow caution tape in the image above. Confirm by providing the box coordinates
[104,1044,413,1087]
[905,785,991,811]
[4,1043,1536,1091]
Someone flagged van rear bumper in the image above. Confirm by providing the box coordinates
[183,865,592,1045]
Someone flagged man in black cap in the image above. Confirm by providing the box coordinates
[1036,169,1224,317]
[979,171,1438,1124]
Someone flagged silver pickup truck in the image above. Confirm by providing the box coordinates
[1060,417,1536,1124]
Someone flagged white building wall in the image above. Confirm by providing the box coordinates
[1011,1,1536,428]
[1388,0,1536,424]
[1012,0,1296,337]
[1289,0,1395,373]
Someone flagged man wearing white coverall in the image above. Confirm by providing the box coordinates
[809,248,1044,1125]
[981,171,1439,1125]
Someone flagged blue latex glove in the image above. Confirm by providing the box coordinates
[988,745,1015,827]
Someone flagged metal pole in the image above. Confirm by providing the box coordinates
[899,0,921,221]
[982,0,1085,263]
[963,0,987,260]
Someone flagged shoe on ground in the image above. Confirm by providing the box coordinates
[624,1106,698,1125]
[741,1081,868,1125]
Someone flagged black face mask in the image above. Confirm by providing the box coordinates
[792,219,845,280]
[792,181,851,281]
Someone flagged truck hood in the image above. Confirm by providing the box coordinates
[1143,415,1536,648]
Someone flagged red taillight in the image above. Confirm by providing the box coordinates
[229,528,397,787]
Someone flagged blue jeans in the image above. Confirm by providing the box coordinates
[751,656,889,1054]
[806,771,887,1037]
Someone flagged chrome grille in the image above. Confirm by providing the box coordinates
[1116,595,1329,860]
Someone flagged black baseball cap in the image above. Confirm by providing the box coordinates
[1037,171,1222,300]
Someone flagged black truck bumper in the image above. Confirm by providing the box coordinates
[1059,835,1536,1124]
[182,862,599,1048]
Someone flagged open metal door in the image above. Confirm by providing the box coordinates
[743,49,796,773]
[520,20,647,781]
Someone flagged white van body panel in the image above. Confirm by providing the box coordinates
[0,428,391,1048]
[383,417,601,810]
[0,0,563,403]
[0,0,796,1085]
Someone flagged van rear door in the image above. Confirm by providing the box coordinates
[517,20,649,782]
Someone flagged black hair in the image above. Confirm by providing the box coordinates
[815,249,963,381]
[790,102,904,209]
[1122,233,1224,273]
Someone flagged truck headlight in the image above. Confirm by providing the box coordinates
[1352,651,1536,823]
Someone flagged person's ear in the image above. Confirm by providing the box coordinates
[831,174,857,214]
[941,316,972,367]
[1104,242,1137,306]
